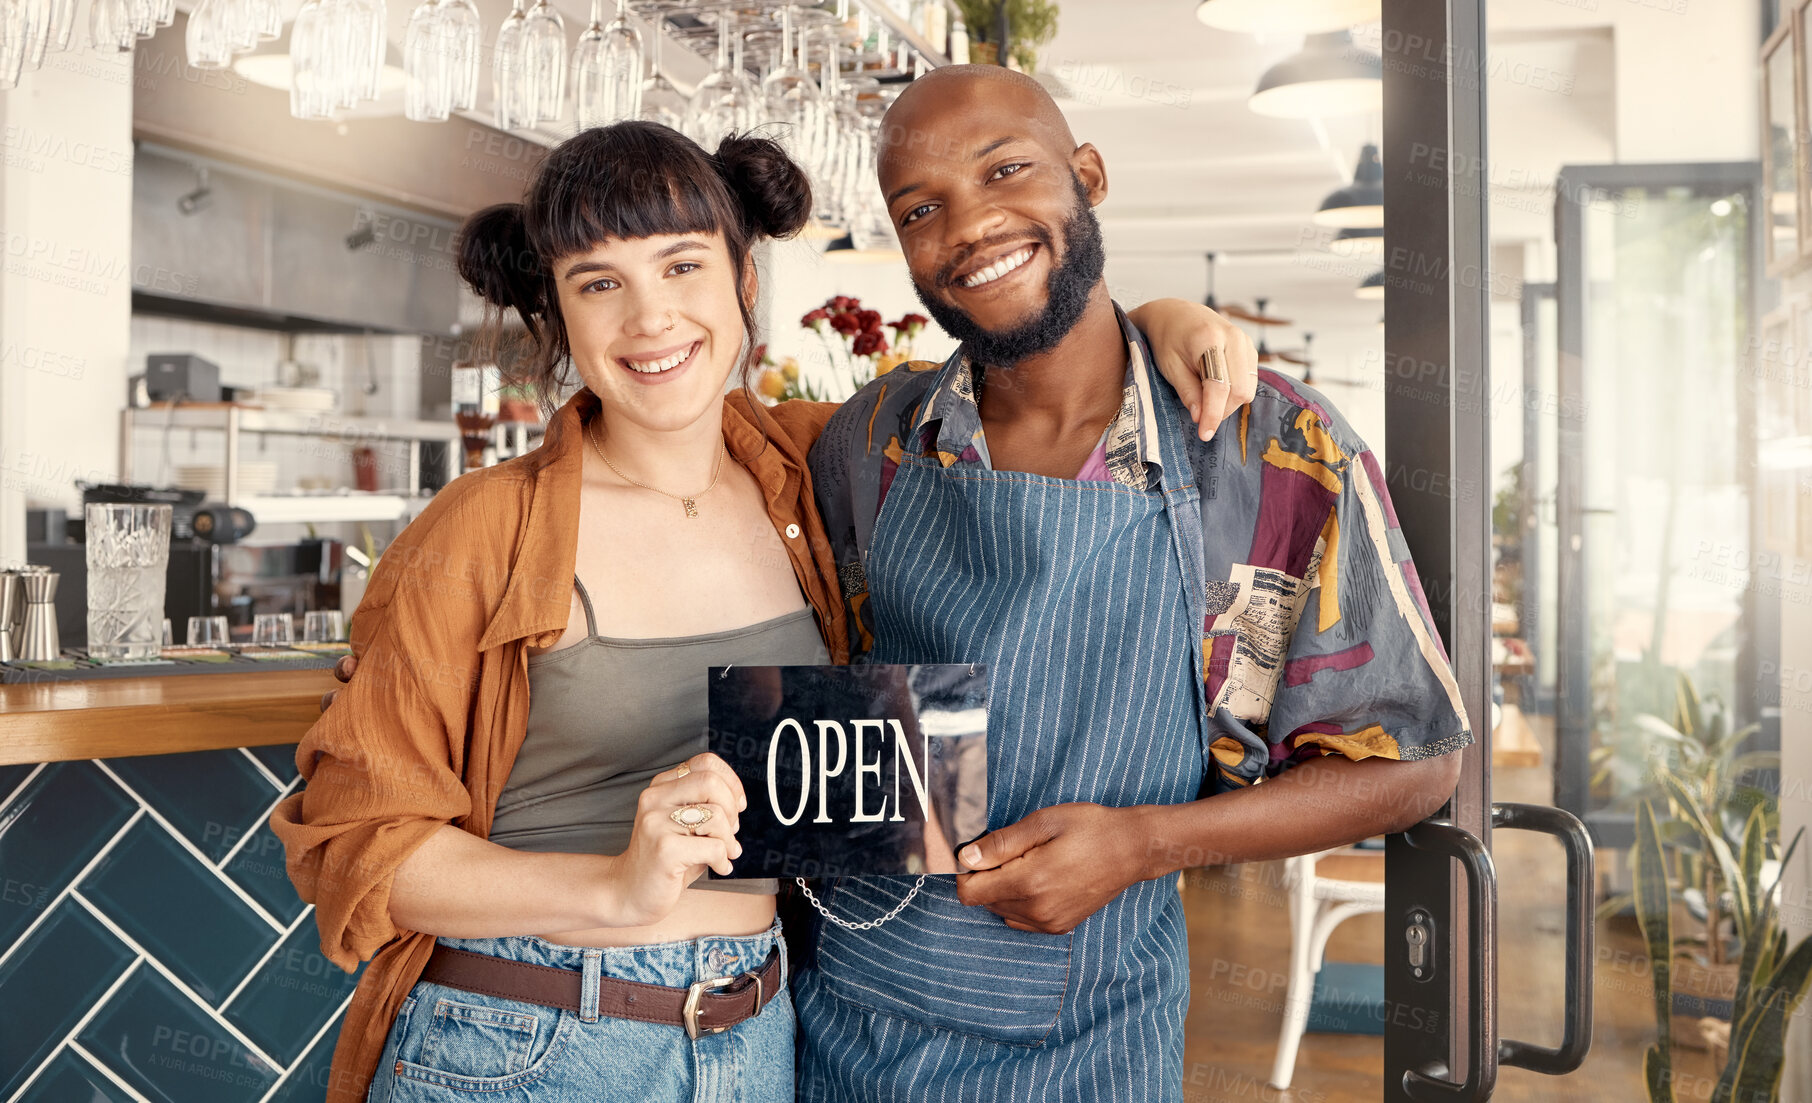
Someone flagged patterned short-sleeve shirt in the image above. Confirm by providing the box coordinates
[809,307,1472,788]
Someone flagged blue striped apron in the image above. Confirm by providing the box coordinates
[795,383,1209,1101]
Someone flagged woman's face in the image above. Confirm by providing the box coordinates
[553,230,749,435]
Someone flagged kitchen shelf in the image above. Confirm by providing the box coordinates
[120,402,461,521]
[236,493,427,524]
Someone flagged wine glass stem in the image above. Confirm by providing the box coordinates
[588,0,601,27]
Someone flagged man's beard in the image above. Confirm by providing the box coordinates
[911,175,1107,369]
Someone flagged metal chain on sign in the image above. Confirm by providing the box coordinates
[796,875,927,931]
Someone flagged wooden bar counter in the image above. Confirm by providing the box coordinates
[0,666,340,765]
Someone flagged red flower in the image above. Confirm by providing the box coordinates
[855,309,882,333]
[828,312,863,336]
[893,313,929,333]
[852,330,889,357]
[830,295,857,312]
[801,308,830,329]
[753,343,770,365]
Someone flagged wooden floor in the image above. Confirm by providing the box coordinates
[1179,713,1722,1101]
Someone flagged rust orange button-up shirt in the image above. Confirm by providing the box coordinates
[270,388,845,1103]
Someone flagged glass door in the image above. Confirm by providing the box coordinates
[1552,164,1769,848]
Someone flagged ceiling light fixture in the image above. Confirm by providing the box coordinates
[1313,142,1383,228]
[1328,226,1383,261]
[1194,0,1379,35]
[1248,31,1381,119]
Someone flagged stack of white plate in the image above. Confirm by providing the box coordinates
[174,462,280,499]
[245,387,337,412]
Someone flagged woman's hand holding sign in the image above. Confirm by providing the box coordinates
[954,802,1151,935]
[603,753,750,928]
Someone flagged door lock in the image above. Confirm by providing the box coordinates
[1404,909,1435,980]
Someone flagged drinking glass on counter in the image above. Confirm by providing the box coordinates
[304,610,347,643]
[85,503,172,663]
[253,613,295,647]
[187,615,231,647]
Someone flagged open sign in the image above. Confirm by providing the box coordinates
[708,664,990,879]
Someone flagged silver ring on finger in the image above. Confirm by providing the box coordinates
[670,804,713,835]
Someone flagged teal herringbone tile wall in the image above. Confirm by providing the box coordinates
[0,748,361,1103]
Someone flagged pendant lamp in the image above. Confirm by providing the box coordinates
[1248,30,1381,119]
[1313,142,1383,229]
[1355,269,1385,300]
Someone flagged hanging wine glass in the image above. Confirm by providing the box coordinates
[405,0,449,120]
[225,0,260,52]
[41,0,78,52]
[17,0,52,70]
[523,0,565,124]
[762,5,826,180]
[184,0,233,68]
[594,0,641,125]
[443,0,481,110]
[640,13,685,132]
[82,0,127,53]
[571,0,607,130]
[288,0,336,118]
[126,0,154,40]
[493,0,531,130]
[151,0,175,30]
[348,0,386,105]
[0,1,28,87]
[685,9,755,151]
[812,31,854,233]
[248,0,280,41]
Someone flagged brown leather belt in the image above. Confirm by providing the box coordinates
[421,944,782,1040]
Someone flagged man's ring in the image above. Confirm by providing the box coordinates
[1202,347,1229,384]
[670,805,713,833]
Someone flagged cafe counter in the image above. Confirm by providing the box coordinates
[0,665,360,1103]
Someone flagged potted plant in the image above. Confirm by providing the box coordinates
[1632,798,1810,1101]
[498,382,542,424]
[951,0,1059,71]
[1594,673,1778,1047]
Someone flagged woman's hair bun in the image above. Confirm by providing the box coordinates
[713,133,813,241]
[456,202,544,323]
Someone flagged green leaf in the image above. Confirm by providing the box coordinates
[1714,935,1812,1103]
[1632,713,1690,745]
[1635,802,1675,1075]
[1660,773,1750,935]
[1729,806,1770,1024]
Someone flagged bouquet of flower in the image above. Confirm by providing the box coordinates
[756,296,930,404]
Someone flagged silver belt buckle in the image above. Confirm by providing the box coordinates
[684,970,763,1040]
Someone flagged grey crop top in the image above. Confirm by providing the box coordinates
[490,577,830,895]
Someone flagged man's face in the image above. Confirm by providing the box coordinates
[879,89,1108,367]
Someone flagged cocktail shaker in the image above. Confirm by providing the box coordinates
[18,567,61,662]
[0,569,24,662]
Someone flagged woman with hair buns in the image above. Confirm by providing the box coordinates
[273,120,1247,1103]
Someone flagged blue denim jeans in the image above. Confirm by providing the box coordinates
[366,921,792,1103]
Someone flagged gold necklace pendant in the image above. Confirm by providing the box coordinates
[588,419,722,519]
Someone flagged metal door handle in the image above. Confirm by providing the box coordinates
[1491,802,1594,1074]
[1401,820,1498,1102]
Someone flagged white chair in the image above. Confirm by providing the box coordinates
[1268,846,1387,1090]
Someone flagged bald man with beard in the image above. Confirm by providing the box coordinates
[796,66,1472,1100]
